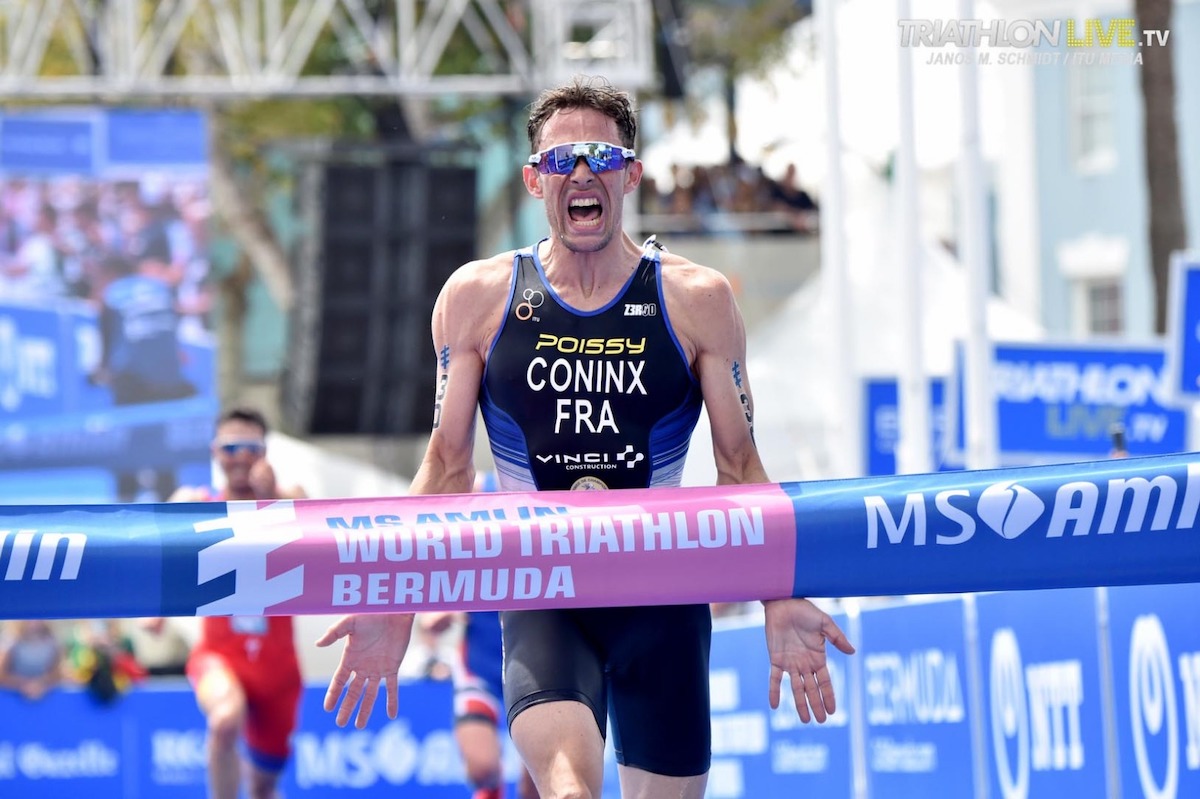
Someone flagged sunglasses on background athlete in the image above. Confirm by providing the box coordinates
[214,440,266,457]
[528,141,636,175]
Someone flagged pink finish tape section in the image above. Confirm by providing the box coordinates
[266,484,797,614]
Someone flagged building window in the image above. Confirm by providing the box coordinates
[1070,61,1116,174]
[1056,233,1129,337]
[1085,279,1124,334]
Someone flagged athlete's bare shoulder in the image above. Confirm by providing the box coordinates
[434,251,518,355]
[446,252,516,294]
[656,249,742,361]
[658,250,729,285]
[657,250,738,311]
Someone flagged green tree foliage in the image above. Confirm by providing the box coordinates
[684,0,808,77]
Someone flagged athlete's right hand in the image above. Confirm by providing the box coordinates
[317,613,415,729]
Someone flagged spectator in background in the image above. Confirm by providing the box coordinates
[168,192,214,337]
[92,252,195,407]
[167,406,307,799]
[637,174,668,216]
[93,252,198,502]
[666,163,700,231]
[768,163,819,234]
[0,619,64,701]
[127,617,195,678]
[60,200,115,300]
[0,202,64,300]
[66,618,147,705]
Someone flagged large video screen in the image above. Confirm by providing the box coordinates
[0,109,216,503]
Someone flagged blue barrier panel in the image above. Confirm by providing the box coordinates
[121,682,208,798]
[859,597,976,797]
[0,680,483,798]
[1165,252,1200,404]
[284,679,479,797]
[975,588,1110,798]
[862,376,955,476]
[705,616,855,798]
[982,340,1188,461]
[1106,582,1200,799]
[0,685,142,798]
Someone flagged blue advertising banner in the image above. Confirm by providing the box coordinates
[105,110,207,170]
[0,680,531,799]
[0,108,206,176]
[975,588,1110,799]
[705,617,855,799]
[859,597,976,797]
[862,376,958,476]
[787,451,1200,598]
[0,116,94,174]
[0,107,215,503]
[1105,582,1200,799]
[1164,251,1200,404]
[284,680,512,797]
[951,340,1189,464]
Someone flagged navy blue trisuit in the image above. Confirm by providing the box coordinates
[480,237,713,777]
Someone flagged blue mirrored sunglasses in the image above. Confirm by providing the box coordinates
[527,141,636,175]
[214,440,266,456]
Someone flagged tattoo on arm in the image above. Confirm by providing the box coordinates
[432,346,450,429]
[732,360,755,442]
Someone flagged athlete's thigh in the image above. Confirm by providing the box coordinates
[186,650,245,717]
[605,604,713,777]
[500,608,606,731]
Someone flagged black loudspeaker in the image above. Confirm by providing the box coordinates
[282,144,479,436]
[653,0,690,99]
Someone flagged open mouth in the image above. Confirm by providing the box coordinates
[568,197,603,225]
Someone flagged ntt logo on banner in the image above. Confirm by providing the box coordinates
[863,463,1200,549]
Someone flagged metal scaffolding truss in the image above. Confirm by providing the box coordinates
[0,0,655,98]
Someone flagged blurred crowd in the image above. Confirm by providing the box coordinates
[640,160,819,236]
[0,617,196,705]
[0,175,213,335]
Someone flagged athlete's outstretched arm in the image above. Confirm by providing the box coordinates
[670,261,856,722]
[319,260,500,728]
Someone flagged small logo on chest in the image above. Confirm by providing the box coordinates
[623,303,657,317]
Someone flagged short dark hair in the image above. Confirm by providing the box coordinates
[526,75,638,151]
[216,406,268,435]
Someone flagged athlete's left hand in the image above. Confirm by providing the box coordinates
[763,597,856,723]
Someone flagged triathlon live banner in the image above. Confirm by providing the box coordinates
[2,452,1200,619]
